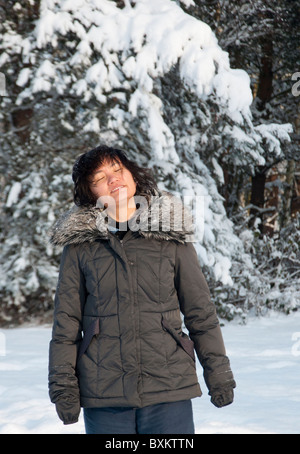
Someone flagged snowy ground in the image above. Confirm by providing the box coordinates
[0,311,299,434]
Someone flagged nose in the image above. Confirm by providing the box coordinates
[107,171,120,185]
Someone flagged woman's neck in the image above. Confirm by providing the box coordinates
[106,201,136,223]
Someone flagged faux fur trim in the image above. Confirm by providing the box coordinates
[49,191,194,246]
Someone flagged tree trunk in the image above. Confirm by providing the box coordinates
[256,38,273,112]
[249,166,267,231]
[281,159,295,228]
[250,24,273,233]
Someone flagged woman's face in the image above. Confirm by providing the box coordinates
[89,159,136,209]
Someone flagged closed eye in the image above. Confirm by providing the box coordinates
[92,176,105,185]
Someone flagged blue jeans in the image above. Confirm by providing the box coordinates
[83,400,195,434]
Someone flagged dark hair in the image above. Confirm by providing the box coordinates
[72,145,158,207]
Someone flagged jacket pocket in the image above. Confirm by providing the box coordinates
[77,318,100,362]
[161,316,195,361]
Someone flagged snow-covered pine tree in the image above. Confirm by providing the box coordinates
[181,0,300,230]
[180,0,300,315]
[0,0,296,324]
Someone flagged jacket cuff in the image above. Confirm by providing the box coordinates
[55,399,81,425]
[63,418,79,425]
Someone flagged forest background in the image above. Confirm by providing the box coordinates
[0,0,299,326]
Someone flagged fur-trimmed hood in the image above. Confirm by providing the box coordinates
[49,191,194,246]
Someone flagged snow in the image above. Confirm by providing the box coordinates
[6,182,22,208]
[213,68,253,121]
[28,0,255,129]
[0,311,299,434]
[254,123,293,156]
[16,68,31,88]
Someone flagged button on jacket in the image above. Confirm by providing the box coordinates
[48,191,235,424]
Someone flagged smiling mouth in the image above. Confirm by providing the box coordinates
[110,186,126,193]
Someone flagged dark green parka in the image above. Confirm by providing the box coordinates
[48,191,235,424]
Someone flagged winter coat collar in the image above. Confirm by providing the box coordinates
[49,191,194,246]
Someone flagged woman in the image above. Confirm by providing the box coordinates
[48,145,236,434]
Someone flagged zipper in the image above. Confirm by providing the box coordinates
[111,231,142,400]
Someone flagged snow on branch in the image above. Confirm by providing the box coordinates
[24,0,253,118]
